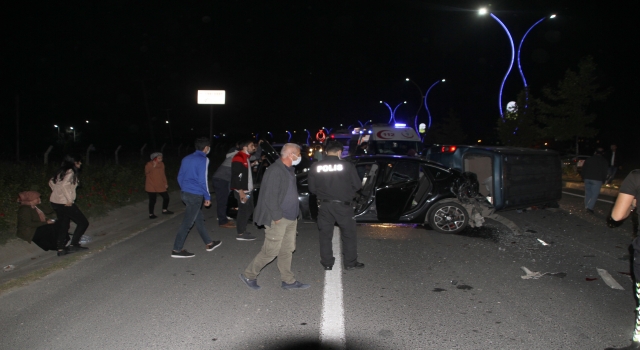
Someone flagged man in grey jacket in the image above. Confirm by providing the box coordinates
[239,143,310,290]
[582,148,609,214]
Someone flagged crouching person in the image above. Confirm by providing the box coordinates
[16,191,64,252]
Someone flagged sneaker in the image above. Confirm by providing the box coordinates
[236,233,256,241]
[162,210,174,215]
[171,249,195,258]
[281,280,310,290]
[586,209,595,214]
[239,274,261,290]
[57,249,75,257]
[220,222,236,229]
[149,214,158,219]
[345,262,365,270]
[206,241,222,251]
[69,244,89,252]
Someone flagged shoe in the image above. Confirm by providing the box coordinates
[69,244,89,252]
[236,233,256,241]
[171,249,195,258]
[605,341,640,350]
[239,274,261,290]
[162,210,174,215]
[281,280,310,290]
[322,265,333,271]
[586,209,594,214]
[149,214,157,219]
[220,222,236,229]
[57,249,75,257]
[345,262,365,270]
[206,241,222,251]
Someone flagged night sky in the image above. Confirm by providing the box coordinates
[3,0,636,157]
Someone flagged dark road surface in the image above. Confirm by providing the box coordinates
[0,191,636,349]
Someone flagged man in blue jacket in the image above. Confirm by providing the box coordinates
[171,137,221,258]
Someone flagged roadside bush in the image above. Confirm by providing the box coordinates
[0,160,179,245]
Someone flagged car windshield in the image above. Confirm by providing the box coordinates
[373,141,422,155]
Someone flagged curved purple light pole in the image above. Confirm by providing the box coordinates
[423,79,445,130]
[489,13,515,119]
[380,101,394,124]
[304,129,310,145]
[518,15,555,109]
[286,130,292,142]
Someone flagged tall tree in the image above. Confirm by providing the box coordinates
[538,56,611,155]
[426,109,467,144]
[497,90,543,147]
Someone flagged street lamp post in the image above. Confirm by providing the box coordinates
[405,78,425,138]
[479,8,556,117]
[380,101,406,124]
[479,8,514,119]
[517,14,556,109]
[70,127,75,142]
[423,79,446,130]
[54,125,60,138]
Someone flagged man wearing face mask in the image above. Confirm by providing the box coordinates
[230,140,259,241]
[239,143,310,290]
[308,140,364,271]
[171,137,221,258]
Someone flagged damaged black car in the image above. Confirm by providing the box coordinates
[228,141,487,234]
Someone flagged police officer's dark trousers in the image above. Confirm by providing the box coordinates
[317,201,357,267]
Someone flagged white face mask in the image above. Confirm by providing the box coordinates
[291,154,302,166]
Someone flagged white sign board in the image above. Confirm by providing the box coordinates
[197,90,226,104]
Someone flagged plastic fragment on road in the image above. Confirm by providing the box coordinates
[3,265,15,272]
[520,266,565,280]
[521,266,547,279]
[597,268,624,290]
[537,239,550,246]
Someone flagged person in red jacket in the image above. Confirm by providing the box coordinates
[145,152,173,219]
[230,140,258,241]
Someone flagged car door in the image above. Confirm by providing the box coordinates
[374,160,421,222]
[353,161,379,215]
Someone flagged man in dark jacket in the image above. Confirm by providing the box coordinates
[308,140,364,271]
[230,140,258,241]
[582,148,609,214]
[239,143,310,291]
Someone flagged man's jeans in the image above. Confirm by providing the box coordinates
[172,192,213,251]
[234,191,254,235]
[212,178,230,225]
[244,218,297,284]
[584,179,602,210]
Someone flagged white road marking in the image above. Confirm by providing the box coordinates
[562,191,614,204]
[320,227,346,349]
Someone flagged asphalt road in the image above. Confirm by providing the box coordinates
[0,191,636,350]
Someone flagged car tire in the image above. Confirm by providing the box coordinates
[428,201,469,234]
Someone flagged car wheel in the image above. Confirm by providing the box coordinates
[428,202,469,234]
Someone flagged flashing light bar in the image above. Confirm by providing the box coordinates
[441,145,457,153]
[394,123,406,128]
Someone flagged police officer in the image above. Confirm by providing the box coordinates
[308,140,364,270]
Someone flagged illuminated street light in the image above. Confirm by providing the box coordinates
[86,120,89,123]
[424,79,446,130]
[517,14,556,109]
[405,77,427,138]
[480,7,557,117]
[479,8,514,119]
[70,126,76,142]
[54,124,60,136]
[380,101,406,124]
[165,120,169,124]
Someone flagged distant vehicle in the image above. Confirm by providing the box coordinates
[424,145,562,211]
[324,131,352,158]
[229,142,486,234]
[347,124,423,157]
